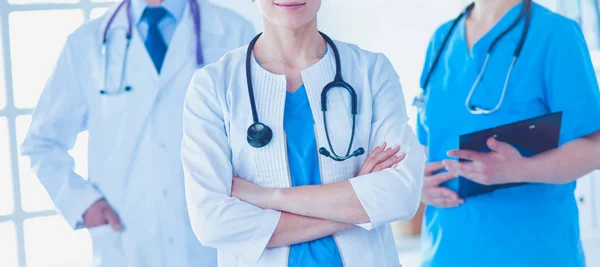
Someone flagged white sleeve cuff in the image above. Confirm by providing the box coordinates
[245,209,282,263]
[349,175,381,231]
[57,184,104,230]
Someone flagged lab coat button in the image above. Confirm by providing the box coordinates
[168,237,174,245]
[162,189,168,197]
[159,143,167,149]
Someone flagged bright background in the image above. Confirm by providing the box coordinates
[0,0,599,266]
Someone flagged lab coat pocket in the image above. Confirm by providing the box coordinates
[87,224,126,267]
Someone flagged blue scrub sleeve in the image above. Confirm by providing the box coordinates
[544,20,600,144]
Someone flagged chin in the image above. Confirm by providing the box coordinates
[259,0,320,29]
[275,15,315,29]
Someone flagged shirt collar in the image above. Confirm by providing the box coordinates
[131,0,186,25]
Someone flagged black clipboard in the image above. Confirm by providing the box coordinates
[456,111,562,198]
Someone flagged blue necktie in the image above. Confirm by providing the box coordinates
[142,7,168,73]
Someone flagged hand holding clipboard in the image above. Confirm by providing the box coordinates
[443,112,562,199]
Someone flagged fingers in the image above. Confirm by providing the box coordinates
[443,160,477,175]
[359,143,401,175]
[424,171,456,187]
[446,149,487,162]
[423,188,464,208]
[373,152,406,172]
[370,145,400,167]
[424,161,445,176]
[487,137,515,155]
[365,142,386,163]
[83,214,107,228]
[104,207,123,232]
[429,197,463,208]
[83,200,109,228]
[358,143,386,174]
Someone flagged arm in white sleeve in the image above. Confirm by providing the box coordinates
[181,68,281,263]
[349,53,426,230]
[20,38,103,229]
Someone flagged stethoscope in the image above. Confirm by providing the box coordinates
[414,0,532,116]
[245,32,365,162]
[99,0,203,95]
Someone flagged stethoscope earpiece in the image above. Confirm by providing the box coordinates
[353,147,365,157]
[247,122,273,148]
[318,147,331,157]
[99,86,132,96]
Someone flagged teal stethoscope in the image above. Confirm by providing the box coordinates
[414,0,532,117]
[245,32,365,162]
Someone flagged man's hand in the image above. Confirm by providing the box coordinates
[83,199,123,231]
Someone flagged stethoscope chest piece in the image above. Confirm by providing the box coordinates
[247,122,273,148]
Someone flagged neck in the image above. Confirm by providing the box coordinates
[146,0,163,7]
[471,0,522,23]
[254,19,326,71]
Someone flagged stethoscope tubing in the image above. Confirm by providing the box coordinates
[245,32,364,161]
[419,0,532,115]
[100,0,203,95]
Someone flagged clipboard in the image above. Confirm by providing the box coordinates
[456,111,562,198]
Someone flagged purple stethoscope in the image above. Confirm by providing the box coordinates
[100,0,203,95]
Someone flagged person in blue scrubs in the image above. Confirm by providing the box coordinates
[416,0,600,266]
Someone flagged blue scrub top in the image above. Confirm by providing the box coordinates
[417,3,600,267]
[283,85,343,267]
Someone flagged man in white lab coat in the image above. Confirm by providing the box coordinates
[20,0,255,266]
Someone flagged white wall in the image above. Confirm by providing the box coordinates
[209,0,465,128]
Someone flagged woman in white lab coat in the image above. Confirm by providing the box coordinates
[181,0,426,266]
[20,0,255,266]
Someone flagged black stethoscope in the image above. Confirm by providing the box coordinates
[245,32,365,162]
[99,0,203,95]
[414,0,532,116]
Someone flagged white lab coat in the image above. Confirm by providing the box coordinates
[20,1,255,266]
[181,42,426,267]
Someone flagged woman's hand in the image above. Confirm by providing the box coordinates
[232,142,405,209]
[421,162,462,208]
[357,142,405,176]
[443,137,528,185]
